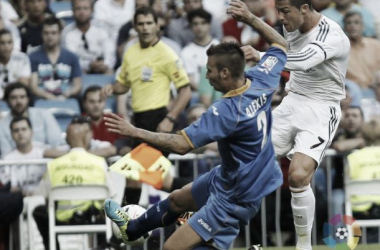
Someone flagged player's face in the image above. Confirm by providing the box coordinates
[73,0,92,25]
[275,0,305,32]
[11,120,33,147]
[184,0,202,12]
[206,56,224,92]
[191,17,210,40]
[83,90,105,120]
[344,14,363,40]
[344,108,363,136]
[8,88,29,115]
[0,34,13,59]
[42,24,61,49]
[26,0,46,18]
[135,14,159,47]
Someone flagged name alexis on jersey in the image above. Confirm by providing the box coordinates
[246,93,267,118]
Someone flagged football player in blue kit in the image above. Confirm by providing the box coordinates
[103,1,288,249]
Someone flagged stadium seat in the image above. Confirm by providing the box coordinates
[56,11,74,26]
[81,74,116,112]
[344,159,380,244]
[81,74,115,94]
[48,185,112,250]
[50,2,72,14]
[34,99,81,131]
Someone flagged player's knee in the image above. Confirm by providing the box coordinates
[288,167,311,188]
[168,190,188,213]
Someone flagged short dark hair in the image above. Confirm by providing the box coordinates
[71,0,94,9]
[187,8,212,24]
[42,16,63,31]
[206,42,245,79]
[0,29,12,39]
[347,106,364,119]
[3,82,32,104]
[71,115,92,126]
[277,0,313,10]
[10,116,32,131]
[133,6,158,24]
[82,85,102,102]
[343,11,362,25]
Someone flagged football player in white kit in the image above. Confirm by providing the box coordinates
[229,0,350,249]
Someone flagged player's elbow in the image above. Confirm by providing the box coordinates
[174,145,192,155]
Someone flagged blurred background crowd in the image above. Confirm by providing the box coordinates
[1,0,380,249]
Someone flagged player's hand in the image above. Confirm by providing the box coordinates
[101,84,113,100]
[104,112,137,137]
[157,118,174,133]
[227,0,254,24]
[241,45,261,62]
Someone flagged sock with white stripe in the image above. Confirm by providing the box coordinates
[290,185,314,250]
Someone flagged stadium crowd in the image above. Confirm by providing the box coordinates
[1,0,380,249]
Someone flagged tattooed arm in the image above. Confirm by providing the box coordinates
[104,113,193,155]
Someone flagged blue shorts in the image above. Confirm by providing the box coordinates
[188,167,261,250]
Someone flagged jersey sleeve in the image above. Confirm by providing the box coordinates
[245,44,287,89]
[284,29,349,71]
[116,51,131,87]
[181,100,238,148]
[163,50,189,89]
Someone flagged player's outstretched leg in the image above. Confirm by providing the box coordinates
[105,182,198,243]
[289,153,316,250]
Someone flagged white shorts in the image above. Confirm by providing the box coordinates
[272,92,341,165]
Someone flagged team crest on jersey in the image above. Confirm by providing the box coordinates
[258,56,278,74]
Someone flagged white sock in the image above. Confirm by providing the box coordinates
[290,185,315,250]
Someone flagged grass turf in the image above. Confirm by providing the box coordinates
[235,245,380,250]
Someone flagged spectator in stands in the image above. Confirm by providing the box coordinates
[223,0,279,48]
[17,0,50,54]
[331,106,365,152]
[361,71,380,121]
[2,116,63,195]
[167,0,222,48]
[0,29,31,99]
[322,0,376,37]
[311,0,331,12]
[82,86,129,155]
[33,116,109,250]
[0,0,19,23]
[0,3,21,51]
[332,118,380,218]
[344,11,380,91]
[62,0,115,74]
[181,9,219,91]
[93,0,135,44]
[30,17,82,100]
[0,83,62,157]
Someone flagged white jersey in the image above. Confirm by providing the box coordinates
[181,38,219,87]
[284,15,350,102]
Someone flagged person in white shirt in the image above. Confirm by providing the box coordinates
[181,8,219,90]
[0,29,31,99]
[2,116,62,195]
[0,0,19,23]
[93,0,135,44]
[228,1,350,249]
[0,2,21,51]
[62,0,115,74]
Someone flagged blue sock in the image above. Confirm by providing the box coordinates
[126,198,181,240]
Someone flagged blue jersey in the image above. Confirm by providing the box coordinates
[182,45,286,203]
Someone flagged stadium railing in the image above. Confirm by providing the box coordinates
[1,149,364,249]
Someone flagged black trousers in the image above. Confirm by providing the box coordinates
[132,107,169,157]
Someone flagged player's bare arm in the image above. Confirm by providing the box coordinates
[105,113,193,155]
[227,0,287,49]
